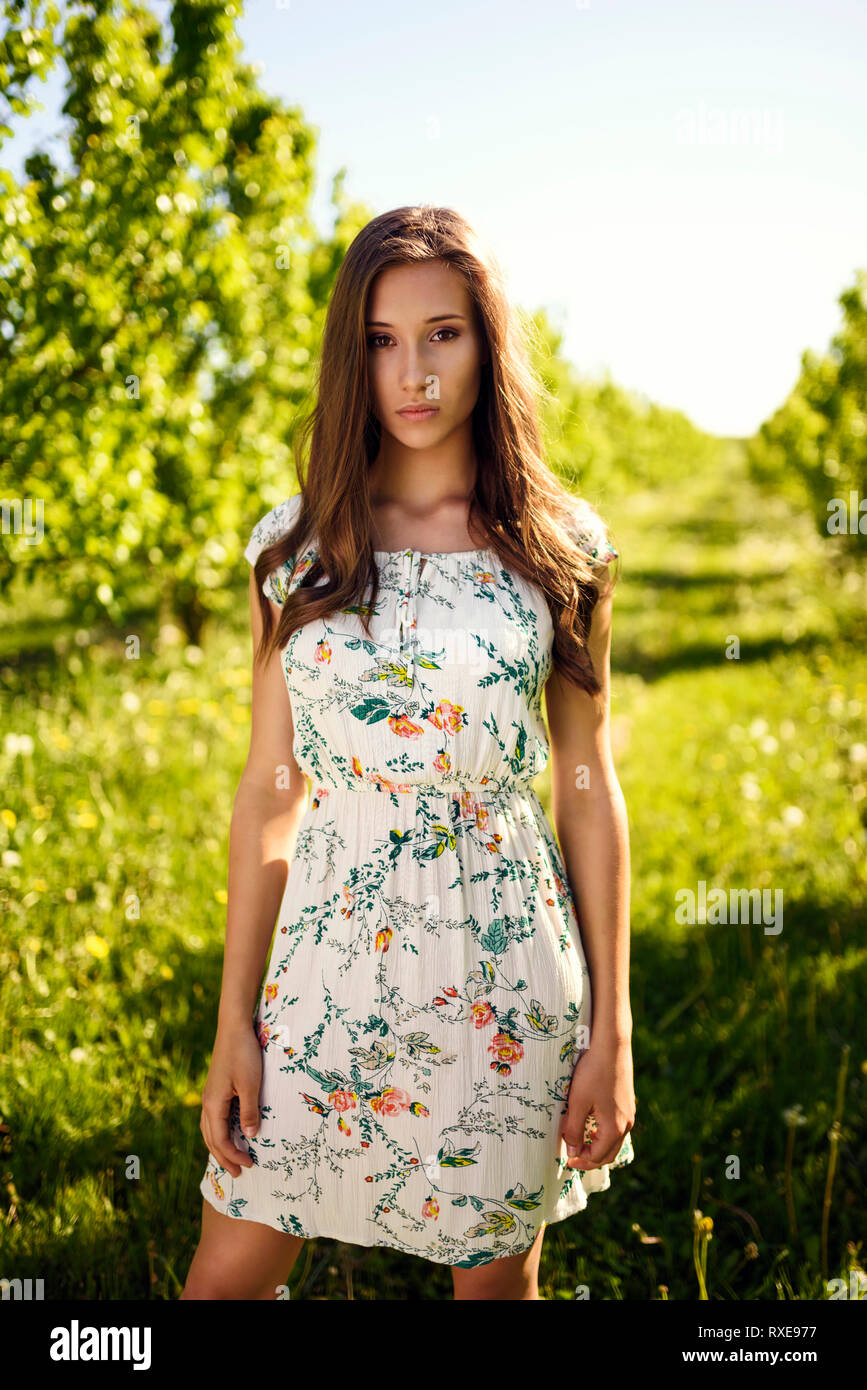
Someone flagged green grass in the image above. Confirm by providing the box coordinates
[1,441,864,1300]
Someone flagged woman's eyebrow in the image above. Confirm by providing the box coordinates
[365,313,468,326]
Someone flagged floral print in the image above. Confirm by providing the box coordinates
[200,493,633,1268]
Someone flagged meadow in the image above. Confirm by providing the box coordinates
[1,439,864,1300]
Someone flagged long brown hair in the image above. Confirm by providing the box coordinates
[251,205,619,696]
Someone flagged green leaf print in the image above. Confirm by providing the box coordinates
[364,1013,389,1035]
[466,959,496,998]
[479,919,508,955]
[524,999,558,1035]
[452,1250,500,1268]
[505,1183,544,1210]
[347,1038,394,1069]
[403,1031,443,1057]
[419,823,456,860]
[438,1138,481,1168]
[360,660,413,688]
[349,696,393,723]
[464,1210,517,1238]
[507,722,527,774]
[344,637,378,655]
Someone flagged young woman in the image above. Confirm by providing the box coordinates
[182,205,635,1303]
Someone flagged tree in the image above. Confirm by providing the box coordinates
[0,0,371,640]
[748,269,867,555]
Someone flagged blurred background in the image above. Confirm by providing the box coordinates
[0,0,864,1300]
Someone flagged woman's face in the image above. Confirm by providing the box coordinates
[365,259,488,450]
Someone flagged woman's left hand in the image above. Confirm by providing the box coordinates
[559,1034,635,1170]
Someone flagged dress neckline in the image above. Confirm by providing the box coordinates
[373,547,492,559]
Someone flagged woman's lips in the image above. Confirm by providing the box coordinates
[397,406,439,421]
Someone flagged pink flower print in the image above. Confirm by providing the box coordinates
[264,982,279,1002]
[475,803,489,831]
[340,883,356,918]
[371,773,413,793]
[458,790,476,818]
[473,568,495,584]
[371,1087,411,1117]
[427,699,466,735]
[314,638,332,664]
[388,715,425,740]
[329,1088,357,1114]
[433,751,451,774]
[488,1031,524,1075]
[472,1001,495,1029]
[422,1197,440,1221]
[258,1022,278,1049]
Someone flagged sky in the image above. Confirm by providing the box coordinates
[5,0,867,438]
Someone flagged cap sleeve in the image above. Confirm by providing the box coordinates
[566,501,619,582]
[245,493,315,607]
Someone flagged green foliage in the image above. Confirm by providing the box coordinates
[747,269,867,553]
[0,0,372,640]
[0,0,62,144]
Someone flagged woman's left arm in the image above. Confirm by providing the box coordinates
[544,582,635,1170]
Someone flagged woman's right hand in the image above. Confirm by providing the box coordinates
[200,1019,263,1178]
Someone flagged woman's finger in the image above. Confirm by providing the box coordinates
[202,1091,254,1175]
[560,1097,595,1153]
[563,1110,623,1169]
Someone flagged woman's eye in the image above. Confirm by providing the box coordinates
[367,328,459,349]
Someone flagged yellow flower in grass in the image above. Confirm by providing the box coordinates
[84,934,110,959]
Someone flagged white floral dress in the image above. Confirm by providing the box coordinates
[200,493,634,1268]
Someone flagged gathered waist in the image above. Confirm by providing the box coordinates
[302,777,540,807]
[302,778,536,800]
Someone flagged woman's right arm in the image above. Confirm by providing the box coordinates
[199,569,309,1178]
